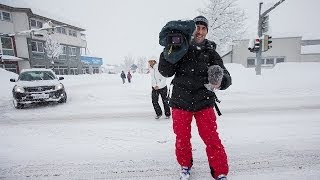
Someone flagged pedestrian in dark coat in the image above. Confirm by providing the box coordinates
[120,71,126,84]
[127,71,132,83]
[158,16,232,180]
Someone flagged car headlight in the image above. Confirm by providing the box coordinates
[55,83,64,90]
[14,86,25,93]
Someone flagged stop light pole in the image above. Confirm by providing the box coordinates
[255,0,285,75]
[256,2,263,75]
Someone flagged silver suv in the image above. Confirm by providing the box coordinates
[10,68,67,109]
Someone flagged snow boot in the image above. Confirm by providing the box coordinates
[216,174,228,180]
[155,115,162,119]
[180,166,191,180]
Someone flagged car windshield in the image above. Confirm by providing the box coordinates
[19,71,56,81]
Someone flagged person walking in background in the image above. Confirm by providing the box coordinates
[148,59,171,120]
[158,16,232,180]
[127,71,132,83]
[120,71,126,84]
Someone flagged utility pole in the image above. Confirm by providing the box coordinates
[255,0,285,75]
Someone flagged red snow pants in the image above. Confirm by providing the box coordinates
[172,107,228,179]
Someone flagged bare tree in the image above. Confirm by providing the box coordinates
[198,0,246,54]
[44,34,62,65]
[122,54,135,71]
[136,56,147,73]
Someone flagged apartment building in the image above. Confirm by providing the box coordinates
[0,3,99,75]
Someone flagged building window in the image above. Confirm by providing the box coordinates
[33,65,46,68]
[276,58,285,63]
[80,33,86,40]
[2,64,18,73]
[56,27,61,33]
[31,41,45,59]
[266,58,274,65]
[70,67,78,75]
[30,19,36,27]
[93,67,99,74]
[59,45,67,60]
[1,37,14,56]
[69,30,77,37]
[61,28,66,35]
[247,58,255,66]
[37,21,43,28]
[1,11,11,21]
[82,67,89,74]
[69,47,77,56]
[30,19,43,28]
[52,66,68,75]
[56,27,67,35]
[31,41,44,53]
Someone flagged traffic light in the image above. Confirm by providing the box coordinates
[254,38,260,51]
[248,38,261,53]
[261,15,269,33]
[248,39,254,52]
[262,35,272,51]
[267,35,272,49]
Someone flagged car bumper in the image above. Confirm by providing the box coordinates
[13,89,66,104]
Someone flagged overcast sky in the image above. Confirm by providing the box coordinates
[1,0,319,65]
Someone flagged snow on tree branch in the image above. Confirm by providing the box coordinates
[199,0,247,54]
[122,54,135,71]
[44,34,63,61]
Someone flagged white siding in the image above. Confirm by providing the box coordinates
[0,13,14,34]
[225,37,302,67]
[301,54,320,62]
[12,12,29,58]
[17,60,31,73]
[12,12,29,33]
[222,52,232,63]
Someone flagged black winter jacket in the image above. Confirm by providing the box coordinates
[158,39,232,112]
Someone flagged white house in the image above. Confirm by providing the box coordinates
[222,36,320,68]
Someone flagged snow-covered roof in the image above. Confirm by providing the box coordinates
[1,55,24,61]
[20,68,54,73]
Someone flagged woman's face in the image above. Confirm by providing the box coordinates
[148,61,156,67]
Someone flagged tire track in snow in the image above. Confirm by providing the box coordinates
[1,150,319,179]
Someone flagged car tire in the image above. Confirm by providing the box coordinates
[13,99,24,109]
[58,92,67,103]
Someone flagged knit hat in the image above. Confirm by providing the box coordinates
[193,16,208,30]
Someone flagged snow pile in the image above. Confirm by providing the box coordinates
[0,68,17,100]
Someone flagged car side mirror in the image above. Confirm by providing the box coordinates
[58,77,64,80]
[10,78,16,82]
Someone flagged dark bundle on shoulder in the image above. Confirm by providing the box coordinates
[159,20,196,64]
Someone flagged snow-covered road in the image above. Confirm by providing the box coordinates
[1,63,320,179]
